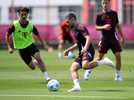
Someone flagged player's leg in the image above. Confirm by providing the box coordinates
[84,53,115,80]
[18,49,36,70]
[111,38,123,81]
[68,62,82,92]
[84,53,104,80]
[114,51,123,81]
[58,39,64,59]
[33,52,51,81]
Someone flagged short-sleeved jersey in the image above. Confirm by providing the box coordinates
[7,21,39,49]
[60,21,71,36]
[74,23,94,52]
[7,21,39,36]
[96,10,119,39]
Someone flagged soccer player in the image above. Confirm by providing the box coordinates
[64,13,115,92]
[84,0,125,81]
[5,6,51,82]
[58,21,75,59]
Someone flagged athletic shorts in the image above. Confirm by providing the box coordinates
[18,43,39,65]
[98,37,122,54]
[74,50,95,67]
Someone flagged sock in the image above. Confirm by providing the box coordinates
[97,60,106,66]
[86,69,92,73]
[116,70,120,77]
[58,52,62,58]
[73,79,80,88]
[34,59,38,65]
[43,71,49,80]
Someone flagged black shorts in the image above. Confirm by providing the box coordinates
[74,50,95,67]
[98,37,122,54]
[18,43,39,65]
[63,35,74,44]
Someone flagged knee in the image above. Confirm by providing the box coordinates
[59,39,64,44]
[115,54,121,61]
[31,67,36,70]
[82,63,88,70]
[69,67,74,73]
[36,57,42,64]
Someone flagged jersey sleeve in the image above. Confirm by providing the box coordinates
[95,14,100,26]
[7,25,15,35]
[33,26,39,36]
[115,12,119,24]
[79,26,89,37]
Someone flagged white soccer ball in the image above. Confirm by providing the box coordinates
[47,79,60,91]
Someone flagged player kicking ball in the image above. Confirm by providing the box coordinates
[64,13,115,92]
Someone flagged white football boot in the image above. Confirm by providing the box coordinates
[115,76,123,81]
[84,70,91,80]
[68,86,82,92]
[46,78,52,83]
[104,57,115,68]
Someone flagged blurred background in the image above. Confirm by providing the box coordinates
[0,0,134,49]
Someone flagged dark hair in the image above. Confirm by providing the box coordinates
[65,13,77,21]
[17,6,29,14]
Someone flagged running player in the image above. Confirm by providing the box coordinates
[84,0,125,81]
[5,6,51,82]
[58,21,75,59]
[64,13,115,92]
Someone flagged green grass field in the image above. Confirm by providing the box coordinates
[0,49,134,100]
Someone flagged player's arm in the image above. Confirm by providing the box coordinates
[116,23,125,47]
[5,32,13,53]
[95,15,111,31]
[5,25,15,53]
[81,35,91,54]
[36,34,48,51]
[95,24,111,31]
[64,43,77,56]
[33,26,48,51]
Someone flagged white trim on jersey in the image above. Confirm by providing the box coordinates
[114,28,119,41]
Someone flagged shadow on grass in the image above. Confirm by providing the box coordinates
[83,90,124,92]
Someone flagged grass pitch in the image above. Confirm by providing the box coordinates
[0,49,134,100]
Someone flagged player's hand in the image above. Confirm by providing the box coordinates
[104,24,112,31]
[44,45,48,52]
[8,47,13,54]
[63,49,69,56]
[120,38,125,47]
[81,48,87,54]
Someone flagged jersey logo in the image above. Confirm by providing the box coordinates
[106,19,112,24]
[81,28,84,31]
[106,15,112,24]
[22,32,28,38]
[18,30,21,32]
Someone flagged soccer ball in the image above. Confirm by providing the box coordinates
[47,79,60,91]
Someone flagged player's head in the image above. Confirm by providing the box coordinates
[17,6,29,21]
[65,13,77,29]
[102,0,110,11]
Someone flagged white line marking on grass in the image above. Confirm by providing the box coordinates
[0,94,126,99]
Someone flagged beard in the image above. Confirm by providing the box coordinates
[70,24,74,29]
